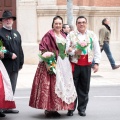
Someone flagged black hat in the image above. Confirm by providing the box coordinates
[0,10,16,21]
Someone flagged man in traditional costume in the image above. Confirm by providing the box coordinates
[0,10,24,113]
[66,16,101,117]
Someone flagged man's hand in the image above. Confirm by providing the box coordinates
[75,49,82,56]
[12,53,17,59]
[92,64,99,73]
[100,45,103,50]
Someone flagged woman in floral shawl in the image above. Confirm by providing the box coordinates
[29,16,77,117]
[0,52,16,117]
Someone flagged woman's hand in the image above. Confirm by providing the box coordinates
[0,51,4,59]
[45,62,51,71]
[68,47,73,52]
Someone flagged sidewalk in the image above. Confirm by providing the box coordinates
[16,60,120,89]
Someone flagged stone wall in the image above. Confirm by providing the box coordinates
[17,0,120,64]
[17,0,39,64]
[57,0,120,6]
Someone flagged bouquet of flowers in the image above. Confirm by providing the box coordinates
[0,40,7,53]
[38,52,56,74]
[76,40,89,58]
[76,40,89,54]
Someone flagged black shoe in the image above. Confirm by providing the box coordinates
[67,110,73,116]
[78,111,86,116]
[112,65,120,70]
[52,111,61,117]
[3,109,19,114]
[0,112,6,117]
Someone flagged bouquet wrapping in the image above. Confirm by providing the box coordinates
[0,40,7,53]
[38,52,56,74]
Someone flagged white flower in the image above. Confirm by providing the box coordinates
[13,33,17,37]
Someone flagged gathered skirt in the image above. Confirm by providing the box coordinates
[29,57,76,111]
[0,72,16,109]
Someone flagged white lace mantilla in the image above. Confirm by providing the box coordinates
[0,60,14,101]
[55,56,77,104]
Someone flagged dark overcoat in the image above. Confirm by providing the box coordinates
[0,27,24,73]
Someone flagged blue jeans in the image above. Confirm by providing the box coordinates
[102,41,115,68]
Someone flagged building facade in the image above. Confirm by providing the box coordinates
[17,0,120,64]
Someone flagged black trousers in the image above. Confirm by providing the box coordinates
[73,64,91,112]
[8,72,18,94]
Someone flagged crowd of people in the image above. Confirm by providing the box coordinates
[0,10,119,118]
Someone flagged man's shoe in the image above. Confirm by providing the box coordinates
[112,65,120,70]
[0,112,6,117]
[78,111,86,116]
[67,110,73,116]
[3,109,19,114]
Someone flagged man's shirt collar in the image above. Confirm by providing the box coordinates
[3,26,12,30]
[77,30,87,35]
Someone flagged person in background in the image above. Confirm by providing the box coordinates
[0,10,24,114]
[66,16,101,117]
[0,52,16,117]
[69,24,74,31]
[62,24,70,36]
[99,18,120,70]
[29,15,77,118]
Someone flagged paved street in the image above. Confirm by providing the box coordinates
[1,60,120,120]
[1,86,120,120]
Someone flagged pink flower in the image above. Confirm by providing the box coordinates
[78,41,88,47]
[38,51,56,74]
[42,52,54,58]
[76,40,89,55]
